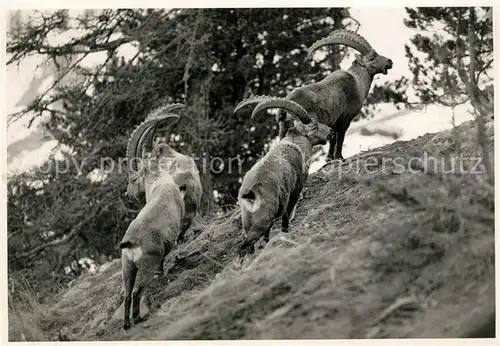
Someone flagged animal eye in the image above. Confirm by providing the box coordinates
[179,184,187,191]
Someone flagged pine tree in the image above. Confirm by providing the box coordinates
[403,6,493,115]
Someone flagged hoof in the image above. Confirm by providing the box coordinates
[123,321,131,330]
[326,155,344,162]
[238,243,254,258]
[135,312,151,325]
[238,248,249,258]
[281,227,289,233]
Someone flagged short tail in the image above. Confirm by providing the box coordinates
[239,190,260,213]
[120,240,133,249]
[241,190,256,200]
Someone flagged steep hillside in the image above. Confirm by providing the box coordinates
[9,119,495,341]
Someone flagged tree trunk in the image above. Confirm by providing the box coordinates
[199,153,215,215]
[182,10,217,215]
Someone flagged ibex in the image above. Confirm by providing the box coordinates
[235,29,393,161]
[234,96,333,257]
[120,142,186,330]
[126,103,202,243]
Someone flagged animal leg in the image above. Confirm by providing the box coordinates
[131,283,145,325]
[178,199,196,244]
[334,125,348,160]
[132,257,160,324]
[263,224,273,243]
[154,254,164,279]
[239,224,271,257]
[177,216,192,244]
[326,132,338,161]
[121,259,137,330]
[281,213,290,233]
[289,204,297,223]
[334,114,356,160]
[282,189,301,232]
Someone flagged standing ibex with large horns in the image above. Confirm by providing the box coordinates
[234,96,333,257]
[120,145,188,330]
[236,29,393,161]
[120,105,192,330]
[126,103,202,243]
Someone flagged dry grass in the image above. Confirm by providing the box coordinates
[8,277,50,341]
[8,118,495,340]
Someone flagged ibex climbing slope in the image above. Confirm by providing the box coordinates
[234,96,332,256]
[120,105,190,330]
[126,103,203,243]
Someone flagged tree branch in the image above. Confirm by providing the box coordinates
[475,58,493,84]
[38,36,135,56]
[14,212,96,260]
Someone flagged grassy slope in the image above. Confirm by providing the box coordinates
[9,119,495,341]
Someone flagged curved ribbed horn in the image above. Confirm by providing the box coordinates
[140,103,186,155]
[252,97,312,124]
[307,29,373,59]
[147,103,186,119]
[233,96,271,114]
[126,104,185,179]
[126,115,180,178]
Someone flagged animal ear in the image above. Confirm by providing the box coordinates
[153,143,174,158]
[161,144,176,157]
[355,54,365,66]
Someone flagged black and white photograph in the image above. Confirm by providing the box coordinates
[4,4,495,342]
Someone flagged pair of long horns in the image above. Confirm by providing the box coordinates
[126,103,186,178]
[307,29,374,59]
[234,95,312,124]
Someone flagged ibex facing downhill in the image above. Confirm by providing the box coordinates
[234,96,333,257]
[237,29,393,161]
[126,103,202,243]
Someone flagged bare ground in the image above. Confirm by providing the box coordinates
[9,119,495,341]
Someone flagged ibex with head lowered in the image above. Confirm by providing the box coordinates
[236,29,393,161]
[126,103,202,243]
[120,140,186,330]
[234,96,333,257]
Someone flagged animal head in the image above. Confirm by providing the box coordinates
[125,103,185,199]
[234,96,333,146]
[292,119,332,146]
[307,29,393,77]
[354,51,393,76]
